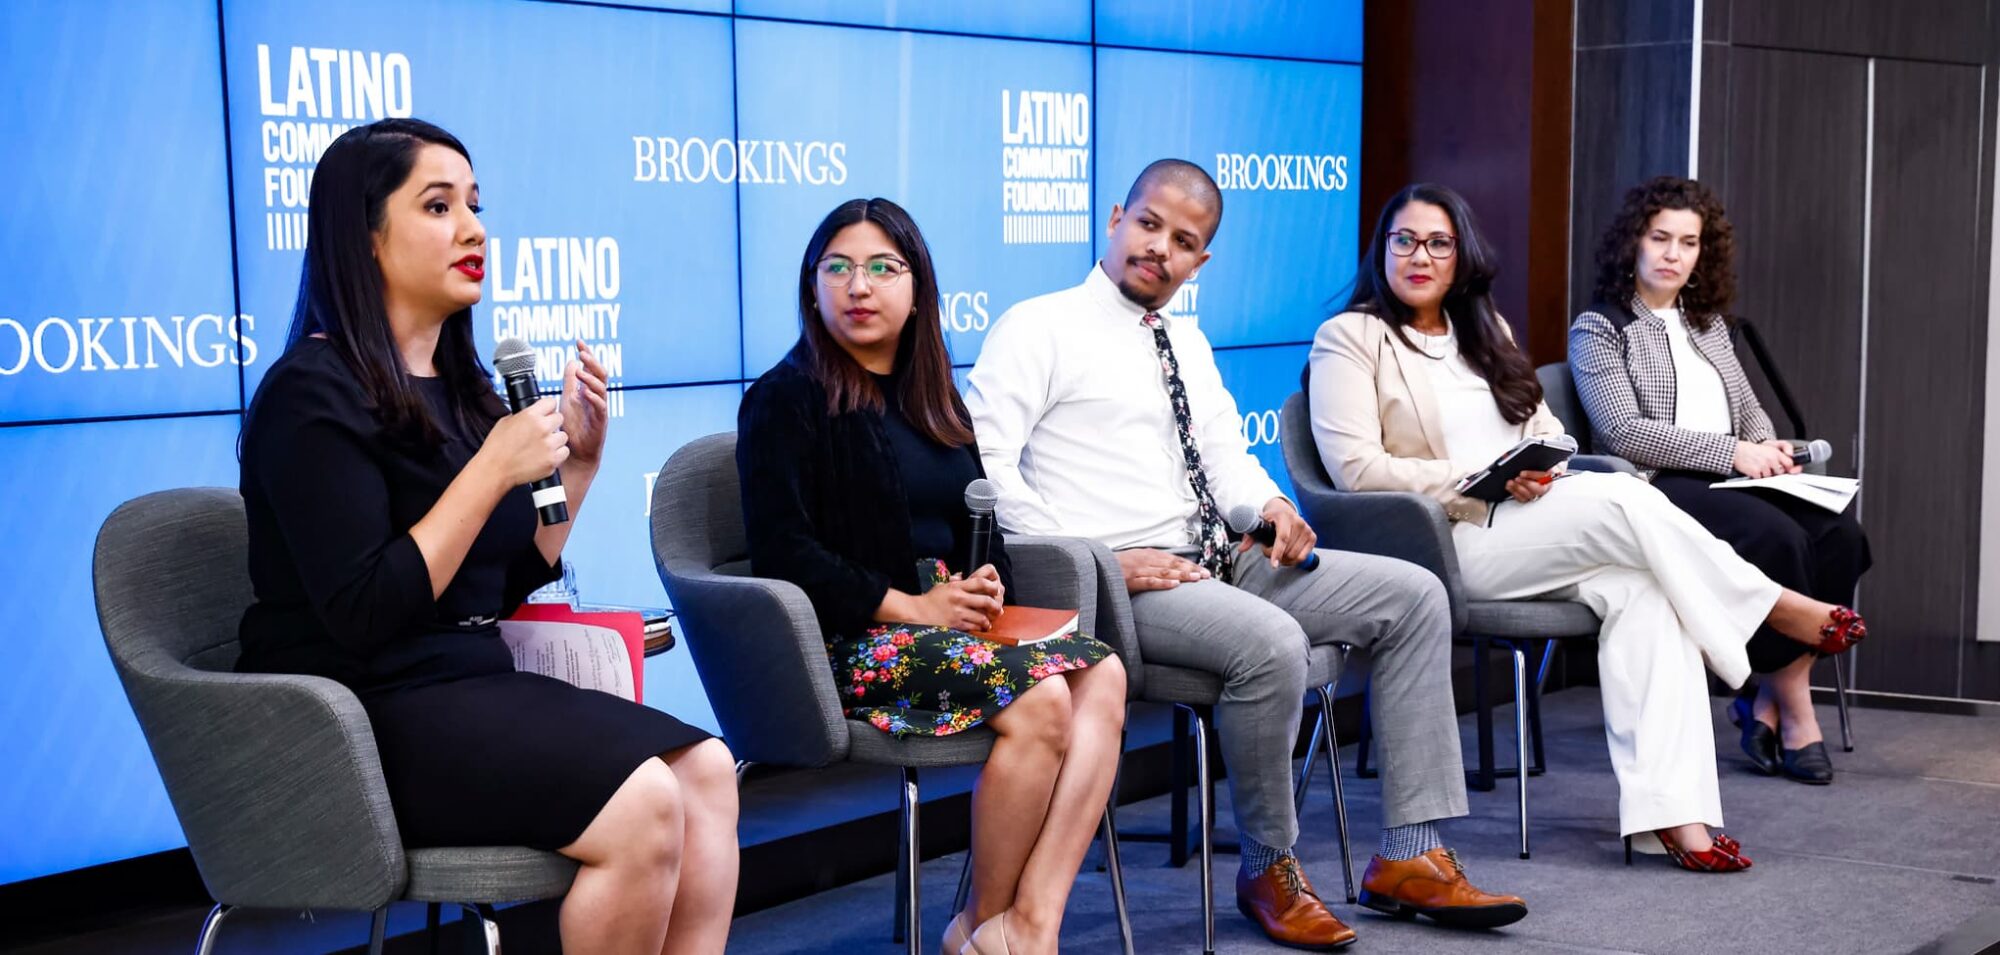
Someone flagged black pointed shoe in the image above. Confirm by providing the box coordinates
[1734,698,1780,775]
[1781,741,1834,784]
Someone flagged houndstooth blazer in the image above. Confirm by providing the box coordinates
[1568,295,1775,476]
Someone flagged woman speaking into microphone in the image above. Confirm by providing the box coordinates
[235,118,736,955]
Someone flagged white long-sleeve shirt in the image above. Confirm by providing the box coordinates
[966,265,1285,550]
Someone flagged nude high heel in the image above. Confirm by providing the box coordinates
[940,912,972,955]
[961,911,1013,955]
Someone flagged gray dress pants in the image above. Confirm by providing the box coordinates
[1128,545,1464,849]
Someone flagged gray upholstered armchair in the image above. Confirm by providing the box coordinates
[648,433,1132,955]
[92,488,576,955]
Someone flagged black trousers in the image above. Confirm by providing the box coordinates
[1651,471,1873,674]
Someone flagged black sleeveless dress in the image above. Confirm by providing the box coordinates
[237,338,709,850]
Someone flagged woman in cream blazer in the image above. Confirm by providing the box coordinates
[1306,184,1868,873]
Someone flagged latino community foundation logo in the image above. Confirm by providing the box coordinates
[1001,90,1091,245]
[254,43,416,252]
[489,234,629,419]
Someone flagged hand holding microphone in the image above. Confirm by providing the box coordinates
[900,478,1006,631]
[1788,439,1831,468]
[1227,503,1320,571]
[491,337,569,525]
[1734,438,1827,478]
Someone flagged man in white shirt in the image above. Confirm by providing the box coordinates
[968,160,1528,946]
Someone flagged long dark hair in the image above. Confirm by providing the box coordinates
[280,118,504,446]
[793,197,972,447]
[1592,175,1737,331]
[1344,183,1543,424]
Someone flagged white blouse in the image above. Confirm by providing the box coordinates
[1658,307,1733,434]
[1406,327,1523,472]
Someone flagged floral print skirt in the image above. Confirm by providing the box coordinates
[832,559,1114,737]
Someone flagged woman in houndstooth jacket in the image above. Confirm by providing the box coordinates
[1570,177,1873,787]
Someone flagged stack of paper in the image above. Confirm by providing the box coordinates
[1709,473,1860,513]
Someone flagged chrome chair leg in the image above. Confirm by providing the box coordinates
[1188,706,1216,955]
[1101,808,1136,955]
[192,903,231,955]
[366,906,388,955]
[458,903,500,955]
[1293,701,1328,814]
[1833,649,1855,752]
[1315,684,1356,902]
[900,767,922,955]
[953,848,972,914]
[1511,645,1531,860]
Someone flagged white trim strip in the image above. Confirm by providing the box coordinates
[532,486,567,509]
[1980,61,2000,645]
[1688,0,1704,178]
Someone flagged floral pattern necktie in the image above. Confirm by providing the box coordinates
[1141,311,1232,583]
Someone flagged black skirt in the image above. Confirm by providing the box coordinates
[359,669,712,850]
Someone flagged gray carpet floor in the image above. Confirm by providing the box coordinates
[725,689,2000,955]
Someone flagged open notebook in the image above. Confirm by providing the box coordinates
[1709,473,1860,513]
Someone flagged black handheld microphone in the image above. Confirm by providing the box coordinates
[1791,439,1831,467]
[965,478,998,572]
[1226,504,1319,571]
[492,337,568,526]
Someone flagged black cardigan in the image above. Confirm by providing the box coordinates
[737,349,1015,639]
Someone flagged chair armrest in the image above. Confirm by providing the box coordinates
[1004,536,1098,639]
[1570,453,1638,476]
[656,568,849,768]
[1296,486,1468,633]
[1078,539,1145,698]
[115,666,406,911]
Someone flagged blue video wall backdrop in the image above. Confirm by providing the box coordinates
[0,0,1359,885]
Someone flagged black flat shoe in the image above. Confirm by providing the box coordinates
[1728,694,1753,728]
[1740,717,1781,775]
[1732,695,1779,775]
[1781,741,1834,785]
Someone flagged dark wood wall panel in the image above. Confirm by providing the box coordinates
[1364,0,1574,362]
[1696,44,1731,204]
[1729,0,1987,64]
[1858,59,1988,696]
[1714,48,1868,479]
[1577,0,1693,48]
[1570,44,1692,321]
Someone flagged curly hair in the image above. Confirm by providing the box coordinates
[1591,176,1737,331]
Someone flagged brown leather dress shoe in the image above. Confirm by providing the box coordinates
[1234,856,1359,950]
[1358,847,1528,929]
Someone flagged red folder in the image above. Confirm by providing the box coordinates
[506,604,646,703]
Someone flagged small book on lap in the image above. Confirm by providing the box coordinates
[971,606,1079,647]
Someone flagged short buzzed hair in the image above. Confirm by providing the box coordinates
[1123,158,1224,242]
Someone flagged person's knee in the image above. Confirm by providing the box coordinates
[675,738,741,824]
[1376,557,1451,637]
[1826,515,1872,565]
[1000,675,1074,754]
[1230,614,1310,693]
[617,759,687,869]
[1751,519,1813,570]
[1080,655,1128,731]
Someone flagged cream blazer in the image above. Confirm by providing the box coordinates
[1306,310,1565,525]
